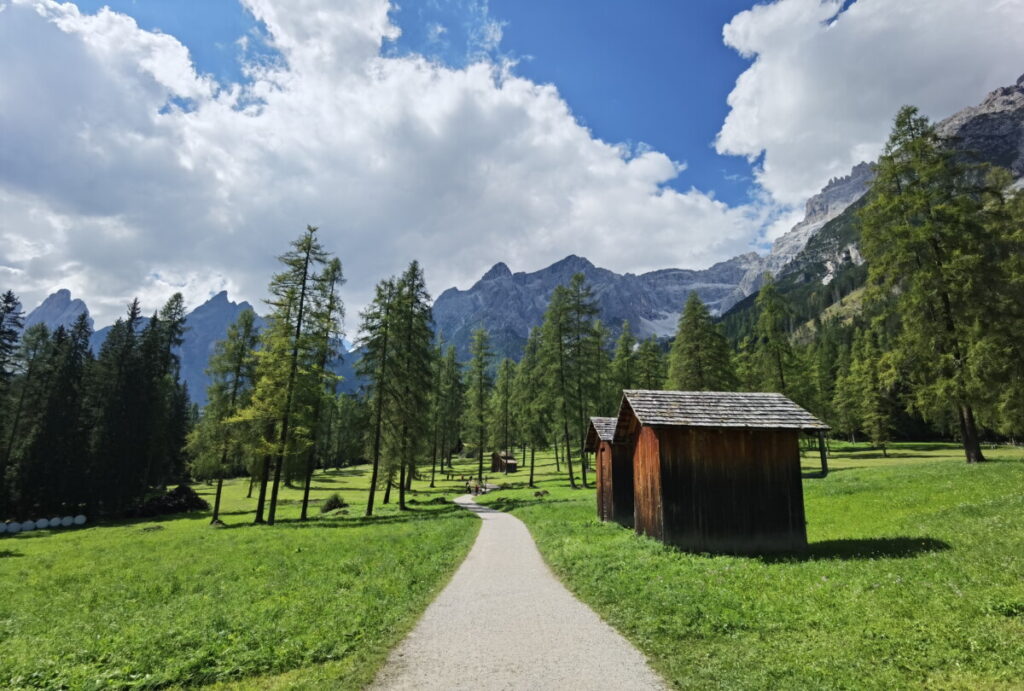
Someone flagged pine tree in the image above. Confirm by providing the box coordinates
[666,292,738,391]
[464,329,493,485]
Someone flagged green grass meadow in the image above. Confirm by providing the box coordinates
[0,465,480,690]
[2,443,1022,689]
[477,442,1024,689]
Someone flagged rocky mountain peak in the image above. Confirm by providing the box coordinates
[480,262,512,282]
[24,289,93,332]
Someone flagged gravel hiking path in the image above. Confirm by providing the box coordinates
[368,495,665,690]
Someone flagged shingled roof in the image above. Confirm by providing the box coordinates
[618,390,829,432]
[585,416,619,451]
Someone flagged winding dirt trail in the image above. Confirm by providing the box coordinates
[368,495,665,690]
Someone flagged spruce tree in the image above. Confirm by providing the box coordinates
[608,320,636,411]
[666,292,738,391]
[634,337,666,390]
[747,274,796,394]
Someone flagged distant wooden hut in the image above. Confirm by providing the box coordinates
[491,450,517,473]
[586,417,633,526]
[615,390,829,554]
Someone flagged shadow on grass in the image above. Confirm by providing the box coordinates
[218,503,469,530]
[760,537,952,563]
[0,549,24,558]
[801,467,867,478]
[484,496,578,513]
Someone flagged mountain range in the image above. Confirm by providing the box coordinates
[432,73,1024,360]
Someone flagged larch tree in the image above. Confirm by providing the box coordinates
[859,106,1022,462]
[489,358,516,468]
[464,328,493,485]
[387,261,434,509]
[189,308,259,524]
[666,292,738,391]
[356,278,397,517]
[300,258,345,520]
[263,226,328,524]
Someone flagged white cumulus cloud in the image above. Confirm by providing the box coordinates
[716,0,1024,206]
[0,0,766,326]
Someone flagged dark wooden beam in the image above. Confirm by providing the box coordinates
[817,431,829,477]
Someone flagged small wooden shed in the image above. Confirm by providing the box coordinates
[586,417,634,527]
[616,390,829,554]
[491,450,517,473]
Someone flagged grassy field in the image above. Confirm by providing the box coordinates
[0,464,481,690]
[476,442,1024,689]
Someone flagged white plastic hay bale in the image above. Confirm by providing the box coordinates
[35,518,49,530]
[5,522,19,534]
[0,523,7,534]
[48,517,61,528]
[61,516,74,527]
[74,515,86,526]
[20,521,34,532]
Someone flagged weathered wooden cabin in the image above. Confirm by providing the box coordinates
[586,417,634,526]
[491,450,517,473]
[616,390,829,554]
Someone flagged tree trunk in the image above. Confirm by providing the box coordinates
[299,450,314,521]
[959,404,986,463]
[399,455,407,511]
[553,439,560,472]
[529,446,535,488]
[254,453,271,524]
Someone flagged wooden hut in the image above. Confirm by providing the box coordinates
[491,450,517,473]
[586,417,634,526]
[615,390,829,554]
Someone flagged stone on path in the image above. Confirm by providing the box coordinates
[369,495,666,690]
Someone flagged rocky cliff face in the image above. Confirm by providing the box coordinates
[23,289,93,332]
[433,252,763,360]
[728,161,875,303]
[936,73,1024,177]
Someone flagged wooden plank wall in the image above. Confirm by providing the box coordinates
[596,442,612,522]
[632,425,664,541]
[657,427,807,554]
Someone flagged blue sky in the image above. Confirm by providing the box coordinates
[75,0,759,205]
[3,0,1021,323]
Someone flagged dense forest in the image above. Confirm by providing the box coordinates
[2,108,1021,522]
